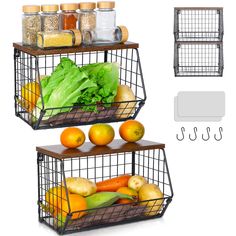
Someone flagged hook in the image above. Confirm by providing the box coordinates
[214,127,223,141]
[176,127,185,141]
[189,127,197,141]
[202,127,211,141]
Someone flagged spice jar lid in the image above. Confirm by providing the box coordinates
[71,29,82,46]
[79,2,96,10]
[41,4,59,12]
[97,1,115,9]
[118,25,129,43]
[22,5,40,13]
[60,3,79,11]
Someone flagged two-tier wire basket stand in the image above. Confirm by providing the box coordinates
[174,7,224,77]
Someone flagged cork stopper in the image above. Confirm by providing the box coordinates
[22,5,40,13]
[71,29,82,46]
[118,26,129,43]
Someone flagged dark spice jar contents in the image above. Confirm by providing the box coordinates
[60,3,79,30]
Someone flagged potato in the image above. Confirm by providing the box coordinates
[128,175,147,192]
[139,184,164,216]
[63,177,97,197]
[114,85,136,118]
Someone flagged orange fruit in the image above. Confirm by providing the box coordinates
[58,193,87,219]
[60,127,85,148]
[119,120,145,142]
[89,123,115,146]
[45,186,67,216]
[116,187,138,204]
[21,82,40,112]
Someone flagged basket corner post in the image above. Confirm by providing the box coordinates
[37,152,44,224]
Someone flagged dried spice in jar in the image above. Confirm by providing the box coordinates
[22,5,41,46]
[79,2,96,32]
[41,5,59,32]
[37,29,82,48]
[60,3,79,30]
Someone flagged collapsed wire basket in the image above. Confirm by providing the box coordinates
[37,140,173,234]
[173,7,224,77]
[174,7,224,42]
[14,42,146,129]
[174,41,224,77]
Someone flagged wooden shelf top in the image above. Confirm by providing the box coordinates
[36,140,165,159]
[13,42,139,56]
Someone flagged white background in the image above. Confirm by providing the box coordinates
[0,0,235,235]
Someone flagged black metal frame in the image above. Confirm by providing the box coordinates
[174,41,224,77]
[37,148,173,234]
[14,47,146,129]
[174,8,224,42]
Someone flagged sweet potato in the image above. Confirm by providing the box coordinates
[96,175,131,192]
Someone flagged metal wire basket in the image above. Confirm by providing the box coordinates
[37,140,173,234]
[14,42,146,130]
[174,7,224,42]
[174,41,224,77]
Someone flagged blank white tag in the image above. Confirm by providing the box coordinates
[177,91,225,117]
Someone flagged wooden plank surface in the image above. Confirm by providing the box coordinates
[36,140,165,159]
[13,42,139,56]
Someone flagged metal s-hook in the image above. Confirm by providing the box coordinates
[202,127,211,141]
[176,127,185,141]
[214,127,223,141]
[189,127,197,141]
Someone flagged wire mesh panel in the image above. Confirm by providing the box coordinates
[37,142,173,234]
[174,7,224,41]
[14,43,146,129]
[174,42,224,77]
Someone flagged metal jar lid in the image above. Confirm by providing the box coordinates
[97,1,115,9]
[60,3,79,11]
[41,4,59,12]
[22,5,40,13]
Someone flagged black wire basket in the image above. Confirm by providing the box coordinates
[174,7,224,42]
[37,140,173,234]
[174,41,224,77]
[14,42,146,130]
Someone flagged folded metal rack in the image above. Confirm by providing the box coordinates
[174,7,224,77]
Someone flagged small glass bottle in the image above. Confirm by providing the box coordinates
[41,5,59,32]
[96,1,116,41]
[83,25,129,45]
[96,1,116,28]
[37,29,82,49]
[22,5,41,46]
[79,2,96,32]
[60,3,79,30]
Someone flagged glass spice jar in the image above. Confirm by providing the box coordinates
[96,1,116,29]
[22,5,41,46]
[79,2,96,32]
[83,25,129,45]
[41,5,59,32]
[60,3,79,30]
[37,29,82,49]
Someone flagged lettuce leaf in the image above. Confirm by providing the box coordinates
[36,58,119,118]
